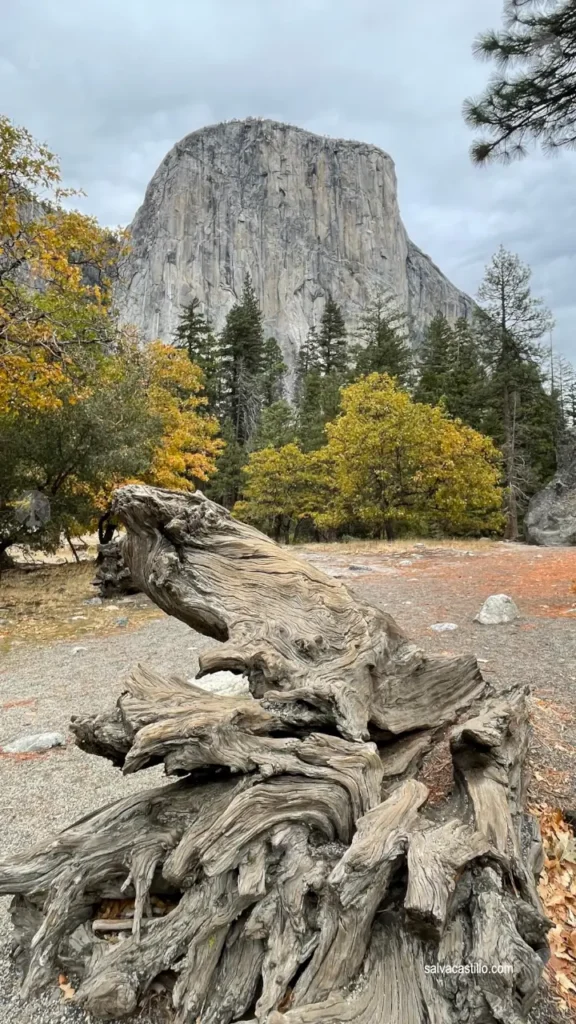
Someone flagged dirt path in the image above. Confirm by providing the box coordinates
[1,541,575,1023]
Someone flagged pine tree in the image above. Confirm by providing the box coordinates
[205,420,246,509]
[465,0,576,164]
[297,368,327,452]
[476,246,554,539]
[294,299,348,451]
[294,326,321,406]
[220,275,265,446]
[414,314,454,406]
[353,294,413,387]
[252,400,298,450]
[317,296,348,376]
[173,298,221,412]
[260,337,287,407]
[444,318,487,430]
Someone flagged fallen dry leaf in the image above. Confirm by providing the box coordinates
[539,807,576,1012]
[58,973,75,1000]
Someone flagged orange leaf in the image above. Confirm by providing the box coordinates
[58,973,75,1000]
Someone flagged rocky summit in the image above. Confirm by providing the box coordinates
[116,118,473,372]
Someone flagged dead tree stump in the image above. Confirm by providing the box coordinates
[0,485,550,1023]
[93,538,139,599]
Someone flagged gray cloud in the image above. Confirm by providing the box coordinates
[2,0,574,360]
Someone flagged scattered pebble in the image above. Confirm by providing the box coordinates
[116,617,129,627]
[69,615,87,621]
[347,564,372,572]
[398,559,413,566]
[430,622,458,632]
[2,731,66,754]
[84,597,103,606]
[72,646,88,654]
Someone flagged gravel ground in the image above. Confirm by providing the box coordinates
[0,615,211,1024]
[1,543,575,1023]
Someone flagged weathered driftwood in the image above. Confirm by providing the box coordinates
[0,485,550,1023]
[93,538,139,599]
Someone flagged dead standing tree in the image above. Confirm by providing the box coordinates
[0,485,549,1023]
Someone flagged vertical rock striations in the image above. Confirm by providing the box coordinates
[116,118,473,370]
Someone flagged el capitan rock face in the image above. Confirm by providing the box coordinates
[116,118,473,371]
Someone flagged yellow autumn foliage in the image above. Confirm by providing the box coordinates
[238,375,504,539]
[0,114,124,414]
[319,374,504,537]
[141,343,224,490]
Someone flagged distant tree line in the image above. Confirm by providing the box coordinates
[175,246,572,541]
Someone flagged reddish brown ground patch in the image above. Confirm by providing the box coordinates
[405,545,576,619]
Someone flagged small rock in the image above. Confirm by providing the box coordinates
[84,597,103,606]
[348,564,371,572]
[73,646,88,654]
[116,617,129,627]
[474,594,520,625]
[430,622,458,632]
[398,559,413,566]
[2,731,66,754]
[190,671,250,697]
[70,614,88,621]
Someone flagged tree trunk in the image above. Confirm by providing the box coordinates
[64,529,81,563]
[0,485,549,1023]
[503,384,519,541]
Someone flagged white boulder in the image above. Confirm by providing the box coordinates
[474,594,520,626]
[189,670,250,697]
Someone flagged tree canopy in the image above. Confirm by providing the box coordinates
[0,341,223,555]
[238,375,504,541]
[0,115,123,415]
[464,0,576,163]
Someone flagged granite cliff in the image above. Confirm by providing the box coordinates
[116,119,473,370]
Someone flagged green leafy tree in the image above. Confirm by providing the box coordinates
[476,246,555,538]
[0,345,158,557]
[317,374,504,540]
[0,340,224,558]
[173,298,221,412]
[234,444,335,543]
[353,294,413,387]
[464,0,576,163]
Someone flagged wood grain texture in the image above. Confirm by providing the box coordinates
[0,486,549,1023]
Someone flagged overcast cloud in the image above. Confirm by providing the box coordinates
[2,0,575,360]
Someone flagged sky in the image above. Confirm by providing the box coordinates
[2,0,575,361]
